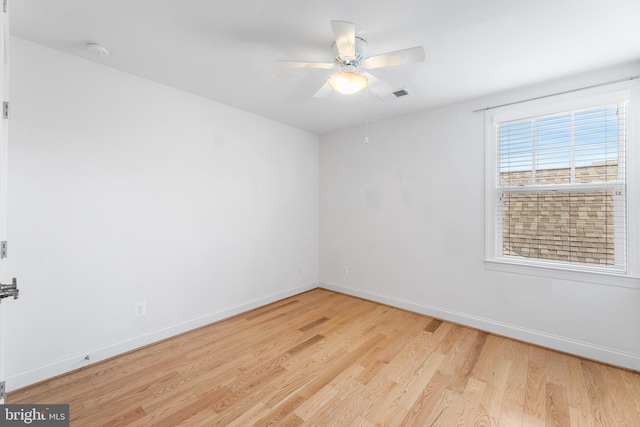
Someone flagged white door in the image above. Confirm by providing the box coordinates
[0,0,10,404]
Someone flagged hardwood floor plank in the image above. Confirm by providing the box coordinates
[507,340,530,388]
[497,340,529,426]
[473,334,504,382]
[524,345,548,420]
[480,338,514,419]
[179,365,242,399]
[522,412,546,427]
[292,381,339,421]
[211,369,285,417]
[161,386,228,426]
[349,415,375,427]
[176,409,219,427]
[563,354,593,419]
[568,406,595,427]
[437,324,464,354]
[365,401,408,426]
[302,333,387,399]
[304,386,370,426]
[424,318,443,333]
[386,330,433,384]
[402,370,452,426]
[458,377,488,427]
[7,288,639,426]
[362,380,408,423]
[222,401,269,427]
[287,334,325,355]
[101,406,147,427]
[599,364,640,425]
[546,349,566,386]
[138,390,200,427]
[546,382,571,427]
[375,310,435,363]
[357,358,388,386]
[390,352,445,410]
[580,359,622,426]
[298,316,330,332]
[498,382,525,427]
[447,330,488,393]
[264,358,321,408]
[252,392,306,427]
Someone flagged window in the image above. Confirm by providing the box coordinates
[485,88,639,283]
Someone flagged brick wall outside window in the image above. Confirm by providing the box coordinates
[500,162,617,265]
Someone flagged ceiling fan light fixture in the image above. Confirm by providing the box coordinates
[327,71,367,94]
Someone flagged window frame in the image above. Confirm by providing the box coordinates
[484,84,640,289]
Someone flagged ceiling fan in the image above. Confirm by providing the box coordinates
[280,20,425,98]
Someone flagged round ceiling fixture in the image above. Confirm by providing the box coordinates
[86,42,110,57]
[327,70,368,94]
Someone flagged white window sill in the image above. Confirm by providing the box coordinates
[484,259,640,290]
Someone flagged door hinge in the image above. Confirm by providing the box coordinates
[0,278,18,302]
[3,0,6,14]
[2,101,8,119]
[1,241,6,258]
[0,381,5,400]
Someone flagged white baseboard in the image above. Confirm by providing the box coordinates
[6,282,318,392]
[320,282,640,372]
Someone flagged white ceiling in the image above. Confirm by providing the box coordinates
[10,0,640,135]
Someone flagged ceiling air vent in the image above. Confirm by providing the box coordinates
[381,88,410,102]
[392,89,409,98]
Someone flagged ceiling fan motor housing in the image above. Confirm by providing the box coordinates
[332,37,368,68]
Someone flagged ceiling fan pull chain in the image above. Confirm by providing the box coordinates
[364,86,369,144]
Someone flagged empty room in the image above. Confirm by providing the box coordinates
[1,0,639,426]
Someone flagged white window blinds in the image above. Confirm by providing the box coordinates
[495,102,627,271]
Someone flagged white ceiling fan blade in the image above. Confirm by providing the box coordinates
[278,60,337,69]
[363,46,425,69]
[330,20,355,59]
[361,71,393,98]
[312,82,333,98]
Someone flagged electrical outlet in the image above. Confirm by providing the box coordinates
[343,266,349,275]
[134,301,146,317]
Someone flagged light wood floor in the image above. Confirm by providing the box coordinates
[8,288,640,426]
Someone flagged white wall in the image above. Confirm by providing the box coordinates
[5,37,319,391]
[320,62,640,370]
